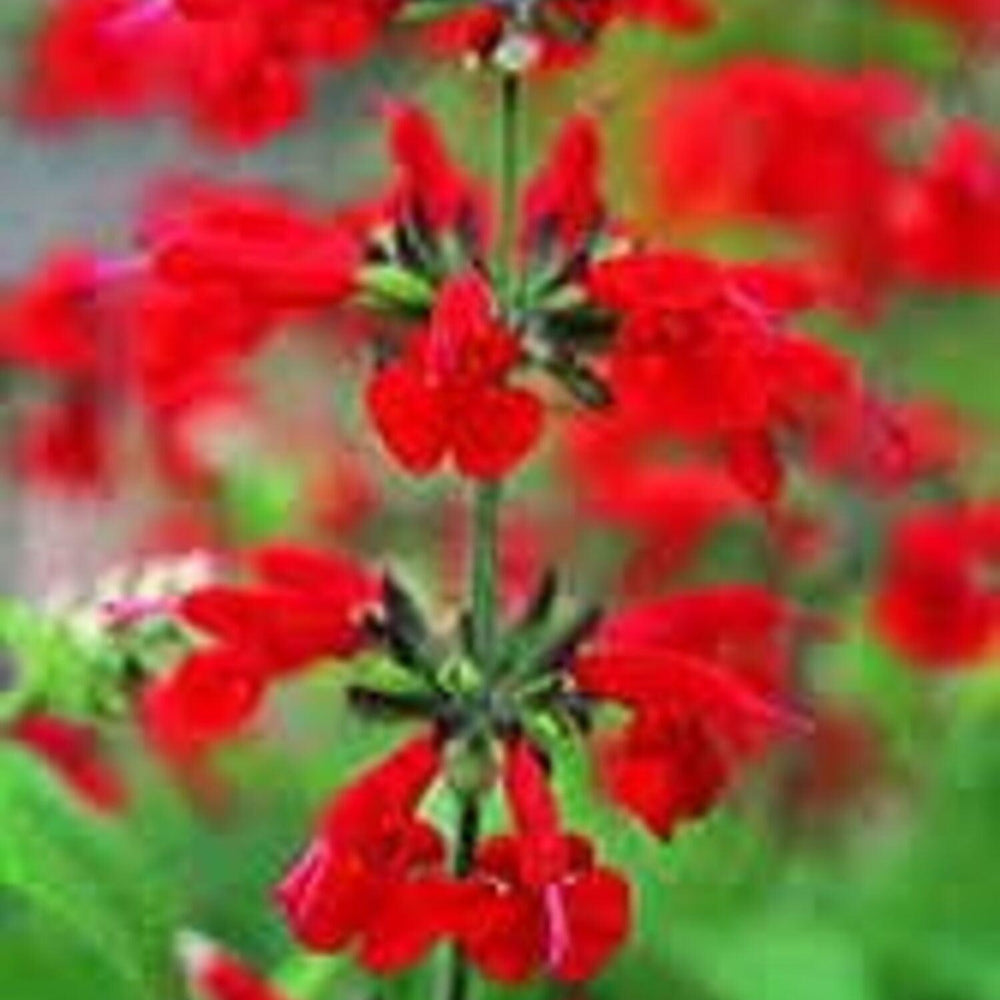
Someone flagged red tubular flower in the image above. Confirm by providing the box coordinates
[589,250,842,502]
[141,645,270,755]
[522,114,604,253]
[128,274,267,413]
[0,250,104,377]
[277,733,458,973]
[459,741,631,984]
[382,101,487,235]
[651,59,916,315]
[182,544,378,674]
[891,121,1000,290]
[142,544,377,755]
[178,931,290,1000]
[145,180,360,311]
[367,274,543,479]
[8,713,127,812]
[589,252,812,441]
[172,14,307,146]
[18,0,181,122]
[576,587,812,837]
[874,503,1000,668]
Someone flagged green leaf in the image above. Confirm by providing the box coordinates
[272,952,353,999]
[358,264,436,313]
[669,907,876,1000]
[0,599,120,720]
[0,748,180,999]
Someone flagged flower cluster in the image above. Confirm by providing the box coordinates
[4,0,998,997]
[21,0,713,145]
[652,59,999,316]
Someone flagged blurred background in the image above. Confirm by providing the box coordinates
[0,1,997,999]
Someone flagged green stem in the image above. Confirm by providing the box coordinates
[444,795,481,1000]
[469,69,523,674]
[471,478,502,670]
[451,67,525,1000]
[496,70,523,311]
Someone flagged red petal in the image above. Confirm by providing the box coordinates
[461,883,545,984]
[367,362,448,475]
[555,868,631,982]
[275,839,370,952]
[452,386,543,480]
[360,876,463,973]
[142,647,267,751]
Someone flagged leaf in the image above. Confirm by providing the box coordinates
[668,908,876,1000]
[0,747,179,999]
[0,598,120,720]
[271,952,353,999]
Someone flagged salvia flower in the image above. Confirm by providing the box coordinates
[367,273,544,479]
[874,503,1000,668]
[576,586,814,837]
[276,733,461,973]
[142,545,377,753]
[7,713,127,813]
[459,741,631,983]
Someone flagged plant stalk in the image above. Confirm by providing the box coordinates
[444,794,482,1000]
[452,66,525,1000]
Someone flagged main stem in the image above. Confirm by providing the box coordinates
[469,70,522,675]
[444,794,482,1000]
[449,69,524,1000]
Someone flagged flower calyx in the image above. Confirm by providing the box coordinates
[353,567,601,747]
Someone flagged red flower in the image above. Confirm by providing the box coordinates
[18,0,180,122]
[367,274,543,479]
[424,0,711,68]
[874,503,1000,668]
[182,544,377,672]
[460,741,631,984]
[141,644,269,757]
[277,733,459,973]
[16,393,112,491]
[0,250,104,377]
[142,544,377,754]
[652,60,916,316]
[590,252,812,438]
[145,179,360,311]
[589,250,842,502]
[382,101,487,235]
[178,931,290,1000]
[19,0,405,145]
[576,587,811,836]
[522,114,604,252]
[891,121,1000,290]
[172,14,307,146]
[128,274,264,411]
[8,713,126,812]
